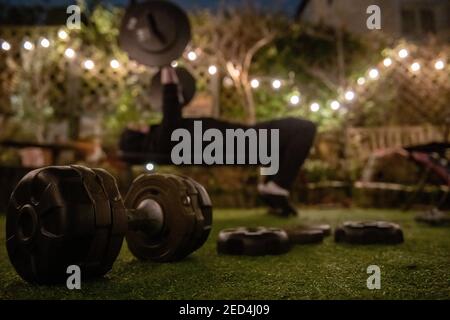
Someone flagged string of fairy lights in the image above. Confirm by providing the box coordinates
[0,28,448,115]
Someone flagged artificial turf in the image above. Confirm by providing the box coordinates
[0,208,449,300]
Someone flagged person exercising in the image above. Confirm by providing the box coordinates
[120,67,316,217]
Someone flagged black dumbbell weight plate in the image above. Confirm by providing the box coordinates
[217,227,290,256]
[415,209,450,226]
[334,221,404,244]
[124,174,198,262]
[313,224,332,236]
[285,228,325,245]
[6,166,118,284]
[177,176,212,254]
[91,168,128,275]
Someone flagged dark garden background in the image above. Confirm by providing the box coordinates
[1,0,449,209]
[0,0,449,300]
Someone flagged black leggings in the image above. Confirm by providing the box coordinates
[157,84,316,190]
[255,118,316,190]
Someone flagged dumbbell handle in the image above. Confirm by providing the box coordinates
[126,199,165,237]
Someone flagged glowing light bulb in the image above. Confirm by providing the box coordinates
[187,51,197,61]
[357,77,366,86]
[410,62,421,72]
[398,49,408,59]
[1,41,11,51]
[310,102,320,112]
[64,48,75,59]
[58,29,68,40]
[272,79,281,90]
[110,59,120,69]
[434,60,445,70]
[146,163,154,171]
[383,58,392,67]
[369,68,379,79]
[345,90,355,101]
[290,95,300,105]
[331,100,341,110]
[171,61,178,68]
[250,79,260,89]
[208,65,217,75]
[23,41,34,51]
[40,38,50,48]
[83,59,95,70]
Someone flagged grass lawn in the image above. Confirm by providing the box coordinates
[0,208,449,300]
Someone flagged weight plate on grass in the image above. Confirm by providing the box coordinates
[415,209,450,226]
[91,168,128,274]
[177,175,212,254]
[119,0,191,67]
[149,67,196,110]
[6,166,124,284]
[217,227,290,256]
[124,173,200,262]
[334,221,404,245]
[313,224,332,236]
[285,228,325,245]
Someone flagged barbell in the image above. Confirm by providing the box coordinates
[119,1,197,109]
[6,165,212,284]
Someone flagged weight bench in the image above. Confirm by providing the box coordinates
[402,142,450,211]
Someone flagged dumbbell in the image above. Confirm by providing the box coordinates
[6,165,212,284]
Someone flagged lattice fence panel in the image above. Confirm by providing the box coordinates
[348,42,450,127]
[0,26,222,141]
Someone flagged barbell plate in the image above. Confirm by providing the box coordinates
[217,227,290,256]
[119,0,191,67]
[335,221,404,244]
[125,173,198,262]
[285,228,324,245]
[91,168,128,276]
[6,167,99,284]
[179,176,212,254]
[71,166,114,271]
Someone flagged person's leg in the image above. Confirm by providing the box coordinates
[272,118,316,190]
[256,117,316,190]
[255,117,316,216]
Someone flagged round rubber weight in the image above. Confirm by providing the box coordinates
[285,228,324,245]
[91,168,128,275]
[334,221,404,245]
[217,227,290,256]
[6,166,125,284]
[175,175,212,256]
[313,224,332,236]
[125,174,198,262]
[415,209,450,226]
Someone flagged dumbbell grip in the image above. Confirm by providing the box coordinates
[127,209,163,237]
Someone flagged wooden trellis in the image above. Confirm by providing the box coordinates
[345,41,449,161]
[0,26,229,141]
[347,42,449,125]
